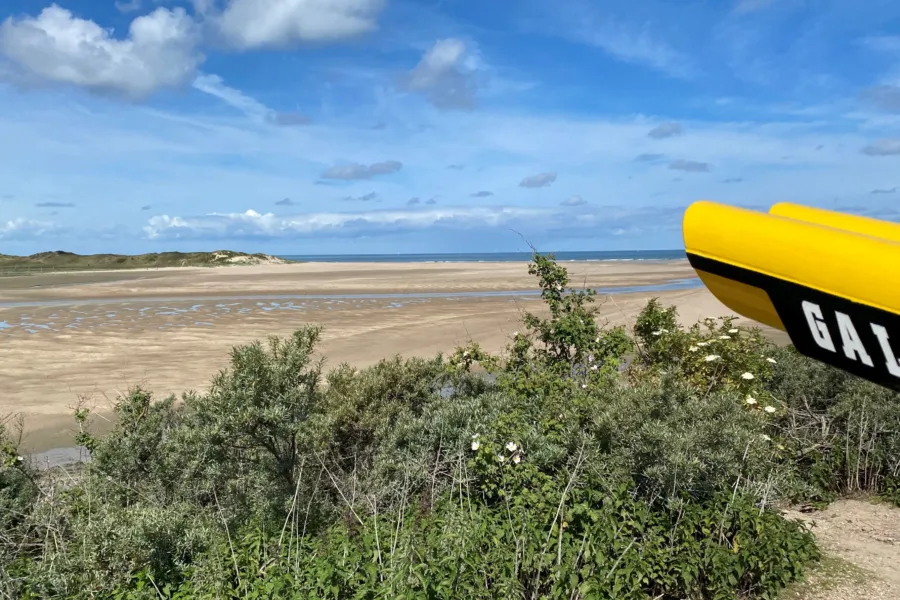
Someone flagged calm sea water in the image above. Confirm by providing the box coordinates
[278,250,686,263]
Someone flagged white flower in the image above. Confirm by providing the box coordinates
[764,405,776,414]
[462,350,469,357]
[590,364,598,371]
[689,346,699,352]
[745,396,757,405]
[497,454,506,463]
[766,357,777,364]
[704,354,720,362]
[471,433,480,439]
[728,328,739,334]
[471,441,481,451]
[741,372,755,380]
[588,355,594,362]
[505,442,518,452]
[697,342,709,347]
[652,330,663,336]
[719,335,731,340]
[581,383,587,389]
[512,454,521,464]
[761,434,771,442]
[512,331,519,337]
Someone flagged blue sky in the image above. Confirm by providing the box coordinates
[2,0,900,255]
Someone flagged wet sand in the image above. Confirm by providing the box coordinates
[0,260,782,452]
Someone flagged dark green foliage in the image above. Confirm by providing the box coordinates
[3,252,871,599]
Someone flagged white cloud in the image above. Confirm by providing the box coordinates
[401,38,481,110]
[192,73,271,119]
[0,5,202,98]
[591,25,693,77]
[561,195,586,206]
[143,206,548,239]
[0,218,57,240]
[213,0,385,50]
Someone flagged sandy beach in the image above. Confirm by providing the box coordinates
[0,260,783,452]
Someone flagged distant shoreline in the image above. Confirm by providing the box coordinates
[277,250,686,263]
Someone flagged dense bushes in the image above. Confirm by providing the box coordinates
[1,253,898,599]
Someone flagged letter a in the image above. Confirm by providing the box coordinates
[835,312,874,366]
[871,324,900,378]
[802,301,835,352]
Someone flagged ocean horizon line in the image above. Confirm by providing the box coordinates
[277,250,687,263]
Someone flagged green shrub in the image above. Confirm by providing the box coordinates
[1,253,845,599]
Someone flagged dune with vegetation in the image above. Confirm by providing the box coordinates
[0,250,290,274]
[1,255,899,599]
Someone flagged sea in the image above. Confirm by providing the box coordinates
[277,250,686,263]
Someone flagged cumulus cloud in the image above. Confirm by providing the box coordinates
[321,160,402,180]
[470,190,493,197]
[406,197,420,205]
[669,159,711,172]
[212,0,384,50]
[401,38,480,110]
[425,198,437,205]
[648,122,683,139]
[0,5,202,98]
[862,139,900,156]
[35,201,75,207]
[561,195,586,206]
[519,171,557,188]
[0,218,56,240]
[142,206,547,240]
[276,198,294,205]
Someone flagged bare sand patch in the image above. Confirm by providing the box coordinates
[0,260,772,452]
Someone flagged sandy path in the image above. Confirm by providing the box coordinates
[784,501,900,599]
[0,261,765,452]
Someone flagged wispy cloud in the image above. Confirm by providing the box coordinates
[471,190,493,197]
[862,139,900,156]
[561,195,586,206]
[322,161,403,180]
[669,159,711,172]
[648,123,682,139]
[400,38,481,110]
[35,201,75,207]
